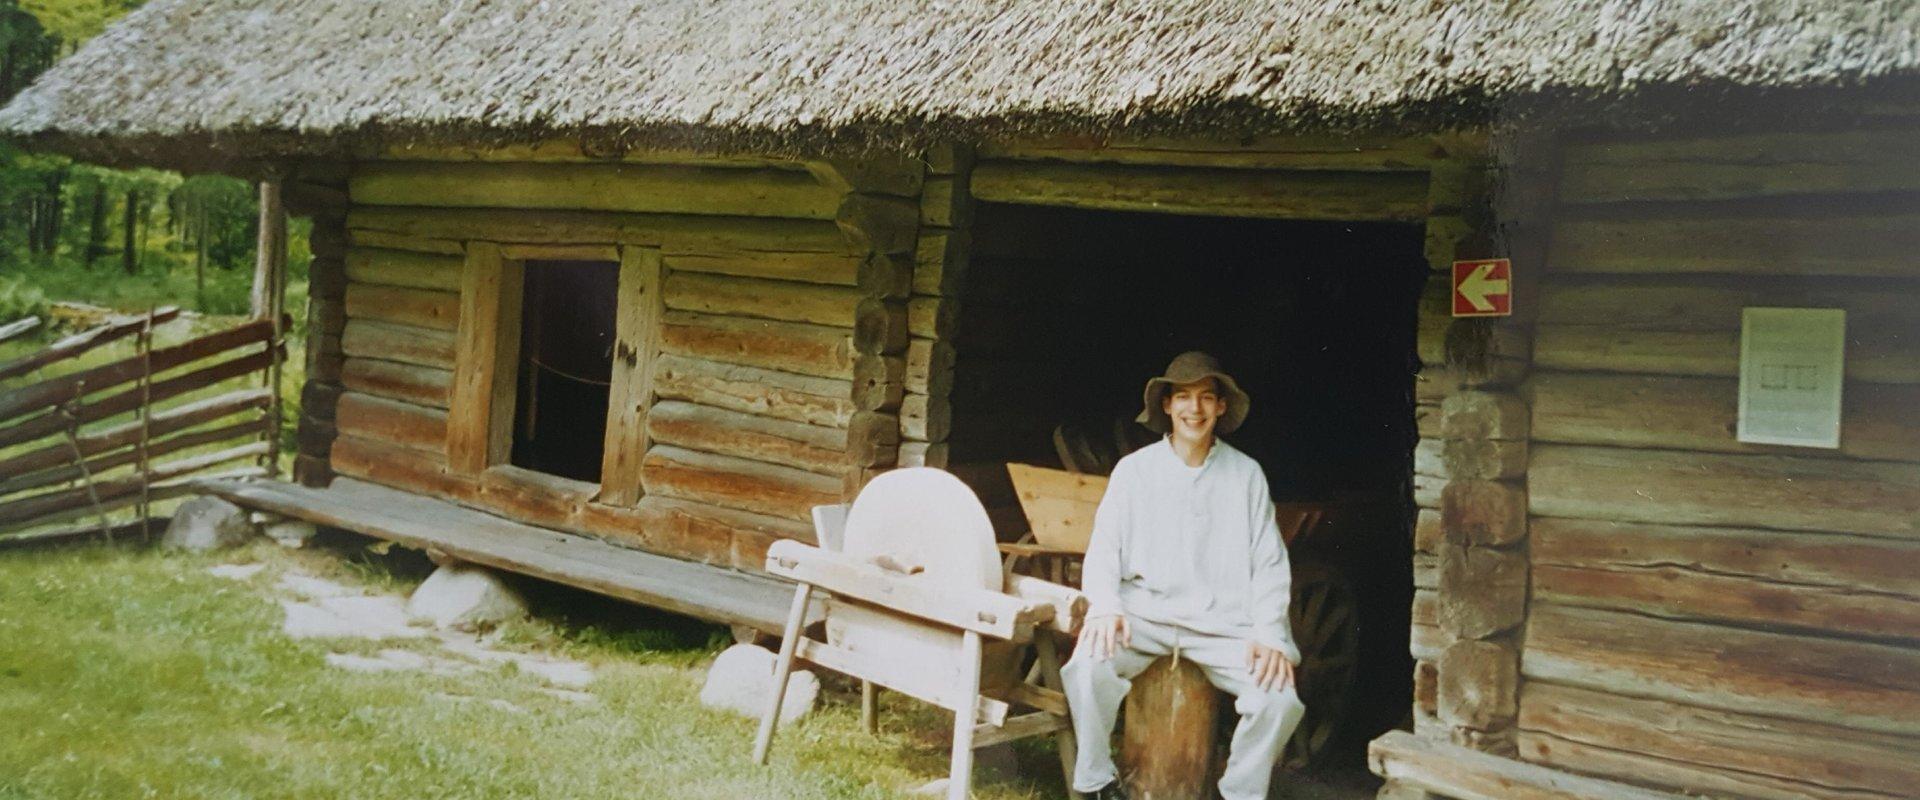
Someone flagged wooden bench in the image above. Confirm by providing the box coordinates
[1369,731,1691,800]
[195,476,823,632]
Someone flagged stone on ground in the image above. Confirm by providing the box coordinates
[263,519,319,548]
[406,564,529,631]
[699,643,819,726]
[161,496,257,552]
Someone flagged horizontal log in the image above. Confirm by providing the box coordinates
[804,157,924,198]
[348,206,857,256]
[339,358,453,409]
[0,307,180,382]
[346,229,464,256]
[498,243,620,262]
[645,400,850,476]
[1530,444,1920,540]
[900,393,952,442]
[0,347,274,451]
[340,319,457,370]
[917,176,962,228]
[1538,277,1920,333]
[904,338,956,397]
[1559,128,1920,203]
[343,284,460,332]
[1530,371,1920,462]
[1549,211,1920,277]
[0,319,271,424]
[657,311,855,379]
[906,297,957,340]
[640,444,843,522]
[1522,603,1920,736]
[1517,681,1920,800]
[1367,729,1684,800]
[0,441,268,530]
[663,251,862,286]
[371,140,800,168]
[1410,589,1442,661]
[1531,516,1920,642]
[651,354,854,428]
[663,272,861,328]
[344,247,462,291]
[971,162,1429,221]
[981,135,1441,171]
[0,417,268,499]
[0,388,269,479]
[911,228,969,297]
[334,392,448,454]
[604,495,752,566]
[349,162,842,220]
[897,440,949,468]
[330,434,472,500]
[851,355,904,413]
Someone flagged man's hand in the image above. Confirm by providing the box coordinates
[1079,614,1131,661]
[1247,642,1295,692]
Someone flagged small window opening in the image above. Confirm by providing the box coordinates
[511,259,618,483]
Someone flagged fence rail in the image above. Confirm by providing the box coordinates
[0,309,281,541]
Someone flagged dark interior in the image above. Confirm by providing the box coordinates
[959,201,1425,770]
[510,259,618,483]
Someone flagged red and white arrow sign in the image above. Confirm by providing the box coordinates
[1452,259,1513,318]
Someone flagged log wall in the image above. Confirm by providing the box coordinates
[319,150,910,573]
[1512,123,1920,800]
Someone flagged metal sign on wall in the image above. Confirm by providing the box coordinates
[1738,307,1846,449]
[1452,259,1512,318]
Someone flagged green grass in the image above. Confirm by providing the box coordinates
[0,541,1064,800]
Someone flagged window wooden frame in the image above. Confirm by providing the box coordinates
[446,241,664,507]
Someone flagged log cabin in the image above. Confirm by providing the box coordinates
[2,2,1916,798]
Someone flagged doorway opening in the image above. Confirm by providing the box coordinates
[510,259,618,484]
[955,202,1426,774]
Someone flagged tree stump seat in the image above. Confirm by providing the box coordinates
[1121,656,1226,800]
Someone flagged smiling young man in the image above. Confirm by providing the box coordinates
[1061,351,1306,800]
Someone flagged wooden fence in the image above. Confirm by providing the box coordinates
[0,308,281,542]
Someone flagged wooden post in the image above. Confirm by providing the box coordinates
[447,243,524,474]
[597,246,665,505]
[253,176,288,478]
[1121,657,1222,800]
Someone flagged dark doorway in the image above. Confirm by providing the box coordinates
[511,259,618,483]
[958,202,1426,777]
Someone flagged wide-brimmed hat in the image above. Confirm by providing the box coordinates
[1135,351,1251,434]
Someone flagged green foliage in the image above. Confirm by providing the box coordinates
[16,0,140,49]
[0,271,46,321]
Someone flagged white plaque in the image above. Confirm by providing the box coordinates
[1737,308,1846,448]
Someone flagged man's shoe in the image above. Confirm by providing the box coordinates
[1086,782,1130,800]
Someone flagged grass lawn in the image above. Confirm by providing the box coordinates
[0,539,1063,800]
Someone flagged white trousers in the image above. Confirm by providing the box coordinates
[1061,617,1306,800]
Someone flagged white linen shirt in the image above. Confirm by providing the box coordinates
[1080,437,1300,665]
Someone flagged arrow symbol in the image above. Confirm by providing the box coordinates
[1459,262,1509,312]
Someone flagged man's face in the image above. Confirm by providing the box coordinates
[1162,377,1226,443]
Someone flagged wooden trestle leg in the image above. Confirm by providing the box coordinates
[948,630,983,800]
[753,582,813,765]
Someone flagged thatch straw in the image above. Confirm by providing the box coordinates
[2,0,1917,163]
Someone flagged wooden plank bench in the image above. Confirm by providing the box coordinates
[195,476,822,633]
[1369,731,1689,800]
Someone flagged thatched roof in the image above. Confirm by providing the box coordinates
[3,0,1918,164]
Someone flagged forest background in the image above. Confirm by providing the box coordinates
[0,0,309,326]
